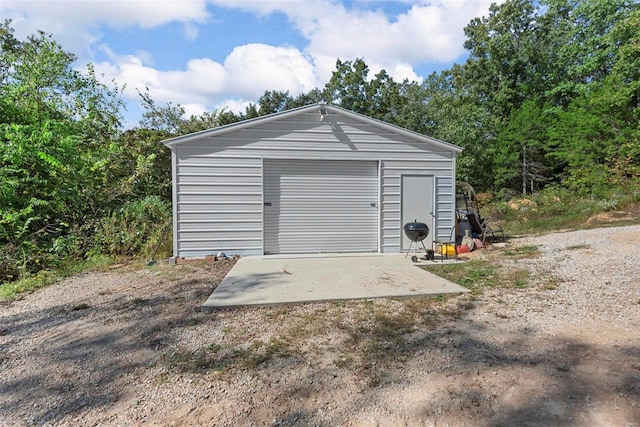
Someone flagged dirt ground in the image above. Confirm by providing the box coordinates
[1,224,639,426]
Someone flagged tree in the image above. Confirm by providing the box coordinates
[138,88,185,134]
[494,100,553,193]
[462,0,548,119]
[418,67,497,190]
[320,58,404,121]
[0,22,123,282]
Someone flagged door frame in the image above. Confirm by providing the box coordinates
[400,174,435,251]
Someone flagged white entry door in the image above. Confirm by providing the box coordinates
[263,159,379,254]
[401,175,434,250]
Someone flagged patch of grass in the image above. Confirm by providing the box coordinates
[566,244,591,251]
[503,245,540,258]
[543,277,563,290]
[503,267,531,289]
[425,259,536,293]
[150,264,199,280]
[162,335,299,374]
[331,299,442,387]
[0,270,58,300]
[427,260,502,293]
[492,185,640,237]
[0,254,119,301]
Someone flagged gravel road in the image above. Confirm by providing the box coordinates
[1,224,639,426]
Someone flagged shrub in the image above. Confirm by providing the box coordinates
[93,196,171,258]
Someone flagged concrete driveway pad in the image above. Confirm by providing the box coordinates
[202,254,468,311]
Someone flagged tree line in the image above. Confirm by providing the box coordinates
[1,0,638,284]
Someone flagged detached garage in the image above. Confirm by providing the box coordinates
[163,103,462,261]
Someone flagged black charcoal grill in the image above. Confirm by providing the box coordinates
[404,220,431,262]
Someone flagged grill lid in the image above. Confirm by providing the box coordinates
[404,221,428,232]
[403,220,429,242]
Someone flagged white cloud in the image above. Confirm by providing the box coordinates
[307,0,500,81]
[3,0,209,59]
[93,44,316,115]
[94,47,223,100]
[222,44,317,98]
[182,22,200,41]
[5,0,503,125]
[215,98,253,115]
[210,0,500,83]
[4,0,209,29]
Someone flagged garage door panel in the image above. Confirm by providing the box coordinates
[264,159,378,254]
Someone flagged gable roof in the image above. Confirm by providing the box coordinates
[162,103,463,153]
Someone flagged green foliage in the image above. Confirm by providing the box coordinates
[0,269,59,300]
[494,100,555,192]
[0,254,116,301]
[417,67,497,189]
[102,128,172,203]
[456,0,640,193]
[321,58,403,121]
[492,183,640,235]
[463,0,548,119]
[0,22,123,285]
[92,196,171,258]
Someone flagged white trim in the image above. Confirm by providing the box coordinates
[171,151,179,259]
[260,157,265,256]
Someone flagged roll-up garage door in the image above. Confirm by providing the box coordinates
[263,159,379,254]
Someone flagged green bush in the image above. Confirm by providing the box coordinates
[491,180,640,236]
[93,196,171,258]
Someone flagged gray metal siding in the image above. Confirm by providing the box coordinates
[174,149,263,257]
[435,176,456,241]
[171,107,457,258]
[381,161,455,253]
[263,159,378,254]
[180,111,456,162]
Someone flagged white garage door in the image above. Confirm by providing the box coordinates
[263,159,379,254]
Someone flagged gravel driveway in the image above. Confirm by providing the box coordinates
[1,224,639,426]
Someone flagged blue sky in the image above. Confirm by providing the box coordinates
[3,0,500,126]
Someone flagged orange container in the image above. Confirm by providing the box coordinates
[457,245,471,254]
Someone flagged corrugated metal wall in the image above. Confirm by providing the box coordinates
[174,154,263,257]
[263,159,378,254]
[171,109,456,258]
[380,161,454,253]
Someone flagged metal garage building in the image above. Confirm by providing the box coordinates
[163,103,462,260]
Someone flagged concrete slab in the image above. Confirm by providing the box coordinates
[202,253,469,311]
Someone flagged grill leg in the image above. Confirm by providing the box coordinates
[406,238,429,262]
[405,240,416,258]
